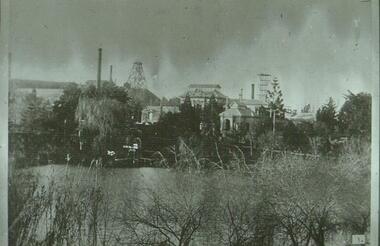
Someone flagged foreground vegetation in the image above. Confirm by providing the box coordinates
[9,138,370,246]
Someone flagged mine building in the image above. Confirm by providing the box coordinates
[179,84,227,108]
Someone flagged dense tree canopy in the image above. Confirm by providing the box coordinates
[282,120,311,152]
[75,82,136,159]
[338,92,371,138]
[50,84,82,151]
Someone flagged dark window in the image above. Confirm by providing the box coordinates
[245,122,250,131]
[224,119,231,130]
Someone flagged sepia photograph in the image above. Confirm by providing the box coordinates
[2,0,379,245]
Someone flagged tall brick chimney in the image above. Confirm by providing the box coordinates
[251,84,255,99]
[109,65,113,83]
[97,48,102,89]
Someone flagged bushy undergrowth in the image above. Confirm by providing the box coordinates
[9,165,113,246]
[9,138,370,246]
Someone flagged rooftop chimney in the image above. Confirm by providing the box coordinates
[251,84,255,100]
[239,88,243,101]
[97,48,102,89]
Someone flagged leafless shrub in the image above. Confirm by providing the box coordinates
[119,172,210,246]
[169,138,251,173]
[152,151,170,168]
[254,138,370,246]
[192,171,275,246]
[335,139,370,235]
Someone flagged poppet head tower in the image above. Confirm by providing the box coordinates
[127,61,146,89]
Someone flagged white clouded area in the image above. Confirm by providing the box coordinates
[10,0,374,109]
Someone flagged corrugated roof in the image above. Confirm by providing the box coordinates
[220,102,255,117]
[180,89,227,99]
[188,84,221,89]
[220,107,255,117]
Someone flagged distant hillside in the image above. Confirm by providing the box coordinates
[9,79,76,125]
[84,80,111,88]
[11,79,75,89]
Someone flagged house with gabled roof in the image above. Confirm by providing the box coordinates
[227,98,267,114]
[141,105,180,124]
[219,101,257,135]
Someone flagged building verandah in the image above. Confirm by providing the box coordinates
[219,102,258,136]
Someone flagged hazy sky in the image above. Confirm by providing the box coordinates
[9,0,374,109]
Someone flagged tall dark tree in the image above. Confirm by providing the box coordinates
[203,94,223,136]
[262,78,286,147]
[20,89,50,133]
[19,90,52,166]
[266,78,286,119]
[316,97,338,134]
[314,97,339,155]
[177,93,201,135]
[180,93,193,115]
[338,91,371,138]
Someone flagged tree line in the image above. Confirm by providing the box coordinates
[9,79,371,168]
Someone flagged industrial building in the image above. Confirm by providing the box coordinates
[179,84,228,108]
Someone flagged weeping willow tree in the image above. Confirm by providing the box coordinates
[75,83,134,162]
